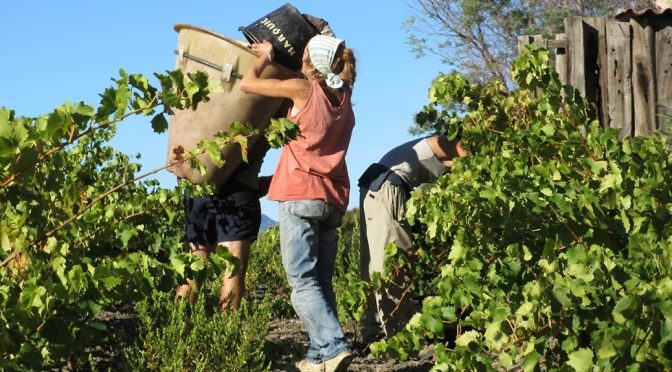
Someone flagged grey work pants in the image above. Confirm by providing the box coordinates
[359,181,417,339]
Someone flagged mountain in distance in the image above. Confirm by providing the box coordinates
[259,214,277,233]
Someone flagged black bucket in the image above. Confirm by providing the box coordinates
[239,3,318,71]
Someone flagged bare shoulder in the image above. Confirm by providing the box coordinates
[282,78,311,105]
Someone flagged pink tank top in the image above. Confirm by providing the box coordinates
[267,80,355,213]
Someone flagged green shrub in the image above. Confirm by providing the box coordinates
[125,286,272,372]
[246,226,293,318]
[0,69,219,369]
[333,209,369,330]
[372,45,672,370]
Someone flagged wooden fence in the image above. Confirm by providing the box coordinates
[518,11,672,139]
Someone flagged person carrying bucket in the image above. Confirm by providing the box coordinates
[175,137,271,311]
[240,35,357,372]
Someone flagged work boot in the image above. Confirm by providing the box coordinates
[323,350,353,372]
[295,358,325,372]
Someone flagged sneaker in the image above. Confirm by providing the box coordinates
[323,350,353,372]
[295,358,325,372]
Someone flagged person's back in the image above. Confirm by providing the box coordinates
[378,137,449,188]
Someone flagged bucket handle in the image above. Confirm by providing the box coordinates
[174,48,243,82]
[239,28,261,44]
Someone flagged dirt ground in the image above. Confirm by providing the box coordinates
[84,306,434,371]
[266,318,434,372]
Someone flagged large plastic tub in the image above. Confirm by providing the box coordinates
[166,23,297,188]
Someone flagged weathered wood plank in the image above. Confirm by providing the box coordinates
[521,15,672,142]
[655,19,672,138]
[566,17,602,120]
[518,35,533,55]
[555,33,568,86]
[606,22,633,138]
[518,34,568,53]
[566,17,588,98]
[585,17,609,128]
[631,17,657,136]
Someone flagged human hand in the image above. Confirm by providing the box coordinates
[251,40,274,62]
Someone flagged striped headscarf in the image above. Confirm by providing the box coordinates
[307,35,344,89]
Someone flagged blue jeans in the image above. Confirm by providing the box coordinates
[278,200,349,362]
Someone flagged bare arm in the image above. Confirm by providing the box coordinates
[239,40,310,106]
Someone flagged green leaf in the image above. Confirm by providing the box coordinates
[480,186,497,204]
[516,302,534,318]
[151,113,168,133]
[541,123,555,136]
[205,141,222,167]
[584,158,607,174]
[599,173,622,193]
[455,330,479,347]
[565,245,586,263]
[100,276,122,289]
[566,348,593,372]
[52,256,68,286]
[171,255,186,276]
[448,239,465,263]
[88,321,107,331]
[612,296,633,325]
[207,77,224,94]
[553,285,572,307]
[421,314,444,334]
[120,228,135,248]
[550,194,572,214]
[523,351,541,372]
[2,232,12,253]
[499,352,513,369]
[190,258,205,271]
[562,335,578,353]
[484,321,508,350]
[597,335,618,360]
[86,300,103,314]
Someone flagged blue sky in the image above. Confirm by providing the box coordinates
[0,1,448,220]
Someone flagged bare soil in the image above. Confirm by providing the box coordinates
[267,318,433,372]
[83,306,434,371]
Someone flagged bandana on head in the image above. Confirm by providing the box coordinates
[307,35,344,89]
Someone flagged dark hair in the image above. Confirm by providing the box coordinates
[332,45,356,88]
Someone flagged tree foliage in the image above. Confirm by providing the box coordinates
[404,0,656,86]
[0,67,299,368]
[0,69,221,368]
[372,45,672,370]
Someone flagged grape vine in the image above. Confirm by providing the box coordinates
[0,68,298,368]
[372,45,672,371]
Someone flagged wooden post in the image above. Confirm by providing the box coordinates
[606,22,633,138]
[631,16,658,136]
[555,33,568,86]
[521,14,672,143]
[655,18,672,138]
[566,17,588,98]
[566,17,602,120]
[584,17,609,127]
[518,35,533,54]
